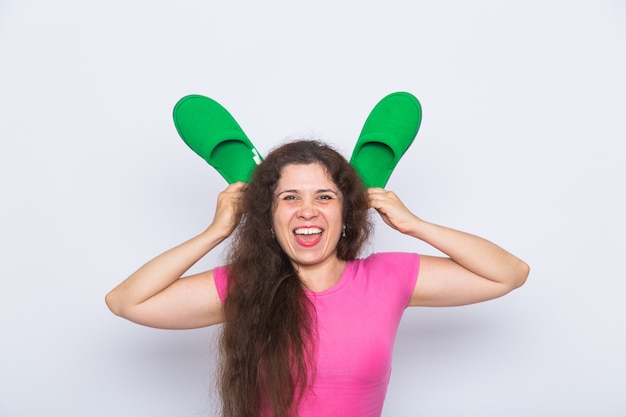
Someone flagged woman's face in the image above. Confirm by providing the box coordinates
[272,163,344,269]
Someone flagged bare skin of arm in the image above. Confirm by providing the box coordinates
[105,182,245,329]
[367,188,529,307]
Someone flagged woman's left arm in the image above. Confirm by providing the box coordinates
[368,188,530,307]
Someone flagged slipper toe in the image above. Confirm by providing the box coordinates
[350,92,422,188]
[173,95,263,184]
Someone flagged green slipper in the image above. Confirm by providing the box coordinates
[349,92,422,188]
[173,94,263,184]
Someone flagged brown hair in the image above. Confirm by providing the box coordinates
[218,140,372,417]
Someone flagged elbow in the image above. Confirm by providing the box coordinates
[104,290,124,318]
[512,259,530,290]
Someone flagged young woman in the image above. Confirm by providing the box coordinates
[106,140,529,417]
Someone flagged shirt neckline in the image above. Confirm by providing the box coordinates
[304,259,357,297]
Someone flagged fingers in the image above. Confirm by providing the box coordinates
[219,182,246,205]
[225,181,247,192]
[212,182,247,235]
[220,182,246,201]
[367,188,420,234]
[367,188,399,210]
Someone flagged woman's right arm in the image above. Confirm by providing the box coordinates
[105,182,245,329]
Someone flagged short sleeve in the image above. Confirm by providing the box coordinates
[363,252,420,307]
[212,265,230,304]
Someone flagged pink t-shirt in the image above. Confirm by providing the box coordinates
[213,252,420,417]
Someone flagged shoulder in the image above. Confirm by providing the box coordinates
[356,252,420,272]
[350,252,420,300]
[354,252,420,289]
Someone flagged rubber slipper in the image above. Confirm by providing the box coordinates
[349,92,422,188]
[173,94,263,184]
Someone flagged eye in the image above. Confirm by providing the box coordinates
[282,194,298,201]
[317,194,333,201]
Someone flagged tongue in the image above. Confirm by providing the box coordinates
[296,232,321,245]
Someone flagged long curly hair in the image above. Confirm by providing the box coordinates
[218,140,372,417]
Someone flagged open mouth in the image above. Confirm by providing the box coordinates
[293,227,323,246]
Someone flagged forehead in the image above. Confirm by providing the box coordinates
[276,163,337,190]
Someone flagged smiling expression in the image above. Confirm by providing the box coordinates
[272,163,344,270]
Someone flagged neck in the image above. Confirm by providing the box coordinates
[295,257,346,293]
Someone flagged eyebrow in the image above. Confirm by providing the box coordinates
[275,188,340,196]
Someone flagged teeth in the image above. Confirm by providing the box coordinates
[294,227,322,235]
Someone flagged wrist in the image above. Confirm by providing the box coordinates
[404,216,431,239]
[201,224,232,245]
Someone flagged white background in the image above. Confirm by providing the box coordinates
[1,1,625,416]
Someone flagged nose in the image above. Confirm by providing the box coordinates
[297,198,318,220]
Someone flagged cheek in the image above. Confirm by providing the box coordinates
[272,226,293,254]
[271,208,293,244]
[326,205,344,225]
[271,206,288,228]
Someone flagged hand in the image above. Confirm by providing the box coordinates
[367,188,421,235]
[209,182,246,239]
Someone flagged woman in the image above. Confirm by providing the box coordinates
[106,140,529,417]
